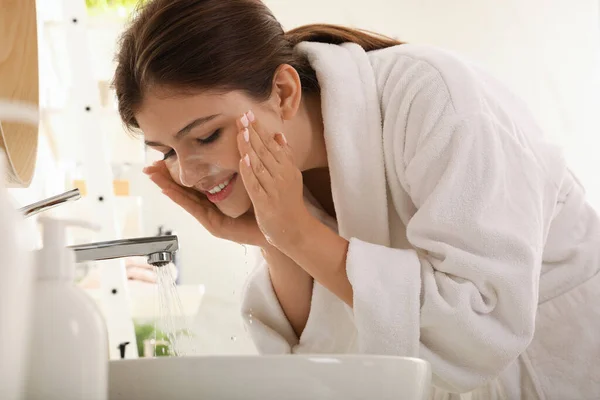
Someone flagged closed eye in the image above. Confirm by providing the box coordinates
[198,128,221,144]
[162,149,176,160]
[162,129,222,160]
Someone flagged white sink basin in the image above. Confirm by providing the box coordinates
[109,355,431,400]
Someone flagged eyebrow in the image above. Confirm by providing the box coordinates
[144,113,220,147]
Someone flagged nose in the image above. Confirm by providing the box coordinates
[177,155,207,188]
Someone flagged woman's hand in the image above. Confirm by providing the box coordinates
[237,111,353,306]
[236,111,315,251]
[78,257,174,288]
[125,257,158,283]
[143,161,267,247]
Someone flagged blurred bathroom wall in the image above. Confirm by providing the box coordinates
[28,0,600,355]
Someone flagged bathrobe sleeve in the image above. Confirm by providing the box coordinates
[241,197,357,355]
[241,254,356,354]
[346,58,552,392]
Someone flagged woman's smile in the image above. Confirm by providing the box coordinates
[204,173,238,203]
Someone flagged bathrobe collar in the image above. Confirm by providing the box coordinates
[295,42,390,247]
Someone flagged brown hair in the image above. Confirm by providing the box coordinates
[113,0,402,131]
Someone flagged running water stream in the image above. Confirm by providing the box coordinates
[154,264,196,356]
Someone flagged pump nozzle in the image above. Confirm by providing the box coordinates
[35,217,101,280]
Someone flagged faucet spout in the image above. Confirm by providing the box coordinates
[19,188,179,267]
[19,188,81,218]
[68,235,179,267]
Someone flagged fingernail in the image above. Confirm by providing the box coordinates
[142,167,149,174]
[240,114,249,128]
[243,128,249,142]
[247,110,255,123]
[244,154,250,167]
[278,132,288,144]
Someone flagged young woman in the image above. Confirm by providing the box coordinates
[114,0,600,398]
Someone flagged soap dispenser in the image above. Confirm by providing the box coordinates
[0,151,34,400]
[26,217,108,400]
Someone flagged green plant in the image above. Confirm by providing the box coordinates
[134,322,171,357]
[86,0,146,8]
[85,0,150,17]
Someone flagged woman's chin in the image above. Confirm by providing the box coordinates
[217,201,252,219]
[222,209,246,219]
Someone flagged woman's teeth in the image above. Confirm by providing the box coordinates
[208,176,233,194]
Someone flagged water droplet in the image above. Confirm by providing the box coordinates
[232,290,236,295]
[230,336,237,342]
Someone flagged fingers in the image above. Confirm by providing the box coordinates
[144,161,199,203]
[237,141,275,196]
[237,111,287,172]
[248,110,288,164]
[147,170,182,192]
[162,186,212,222]
[125,256,151,268]
[237,111,277,193]
[273,132,292,159]
[272,132,294,169]
[239,153,267,205]
[143,161,175,189]
[142,160,170,177]
[238,112,277,173]
[143,161,214,225]
[126,266,157,283]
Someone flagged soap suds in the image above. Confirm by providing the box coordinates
[165,155,227,188]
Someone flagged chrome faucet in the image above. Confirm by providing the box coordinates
[20,188,179,267]
[19,188,82,218]
[69,236,178,267]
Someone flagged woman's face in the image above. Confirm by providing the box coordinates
[136,87,284,218]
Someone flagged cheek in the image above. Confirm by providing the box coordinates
[206,164,224,175]
[258,113,286,140]
[164,128,245,186]
[221,130,245,169]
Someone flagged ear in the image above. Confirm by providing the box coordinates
[270,64,302,121]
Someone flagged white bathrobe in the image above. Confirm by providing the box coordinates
[241,42,600,400]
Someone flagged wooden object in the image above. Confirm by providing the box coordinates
[0,0,39,187]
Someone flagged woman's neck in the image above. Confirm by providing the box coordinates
[286,92,337,218]
[290,92,328,172]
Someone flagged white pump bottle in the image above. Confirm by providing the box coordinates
[0,152,34,400]
[26,217,108,400]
